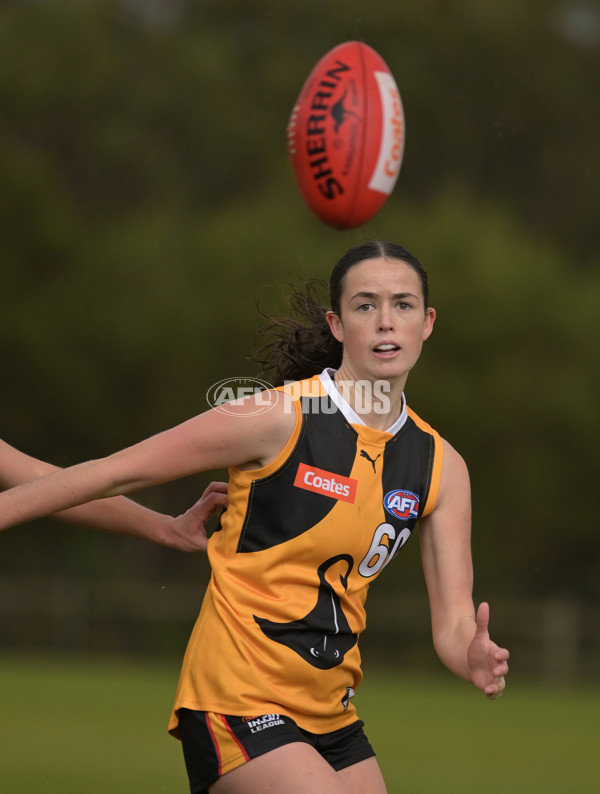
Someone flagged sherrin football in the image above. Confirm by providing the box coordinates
[287,41,404,229]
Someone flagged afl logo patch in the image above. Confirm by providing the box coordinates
[384,489,420,520]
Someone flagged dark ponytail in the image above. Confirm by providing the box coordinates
[254,240,429,386]
[253,279,343,386]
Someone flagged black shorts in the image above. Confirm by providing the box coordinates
[178,709,376,794]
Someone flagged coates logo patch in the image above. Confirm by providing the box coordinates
[294,463,357,504]
[384,489,420,520]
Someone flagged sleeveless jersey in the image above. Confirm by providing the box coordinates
[168,371,443,737]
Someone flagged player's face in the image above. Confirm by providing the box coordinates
[326,257,435,386]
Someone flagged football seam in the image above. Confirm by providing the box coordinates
[345,41,370,229]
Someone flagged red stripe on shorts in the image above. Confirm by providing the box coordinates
[218,714,250,761]
[205,713,223,775]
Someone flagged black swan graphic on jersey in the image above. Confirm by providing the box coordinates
[253,554,358,669]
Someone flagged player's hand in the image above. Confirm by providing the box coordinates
[467,602,510,699]
[161,481,228,552]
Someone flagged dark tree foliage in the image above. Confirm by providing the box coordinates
[1,0,598,602]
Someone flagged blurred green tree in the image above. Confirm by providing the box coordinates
[1,0,598,603]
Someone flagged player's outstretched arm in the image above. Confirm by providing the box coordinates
[0,392,293,533]
[0,439,226,551]
[419,440,509,698]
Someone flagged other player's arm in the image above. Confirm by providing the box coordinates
[418,439,509,697]
[0,438,227,551]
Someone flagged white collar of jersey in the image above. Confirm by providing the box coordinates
[319,369,408,435]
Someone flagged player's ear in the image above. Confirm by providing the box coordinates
[422,307,436,341]
[326,311,344,343]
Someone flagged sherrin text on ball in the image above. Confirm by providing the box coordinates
[287,41,404,229]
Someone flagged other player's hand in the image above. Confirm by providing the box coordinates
[161,481,228,552]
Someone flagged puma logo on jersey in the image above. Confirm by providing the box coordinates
[360,449,381,473]
[294,463,358,503]
[384,489,420,520]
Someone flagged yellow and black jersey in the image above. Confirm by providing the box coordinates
[169,371,444,737]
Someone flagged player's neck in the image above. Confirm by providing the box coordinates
[332,368,405,431]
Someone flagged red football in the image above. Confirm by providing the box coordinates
[287,41,404,229]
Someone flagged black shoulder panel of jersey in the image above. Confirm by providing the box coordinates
[236,397,357,553]
[381,414,436,529]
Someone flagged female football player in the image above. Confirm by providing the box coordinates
[0,241,509,794]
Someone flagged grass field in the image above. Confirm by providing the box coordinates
[1,654,598,793]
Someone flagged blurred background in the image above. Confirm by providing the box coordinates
[1,0,599,693]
